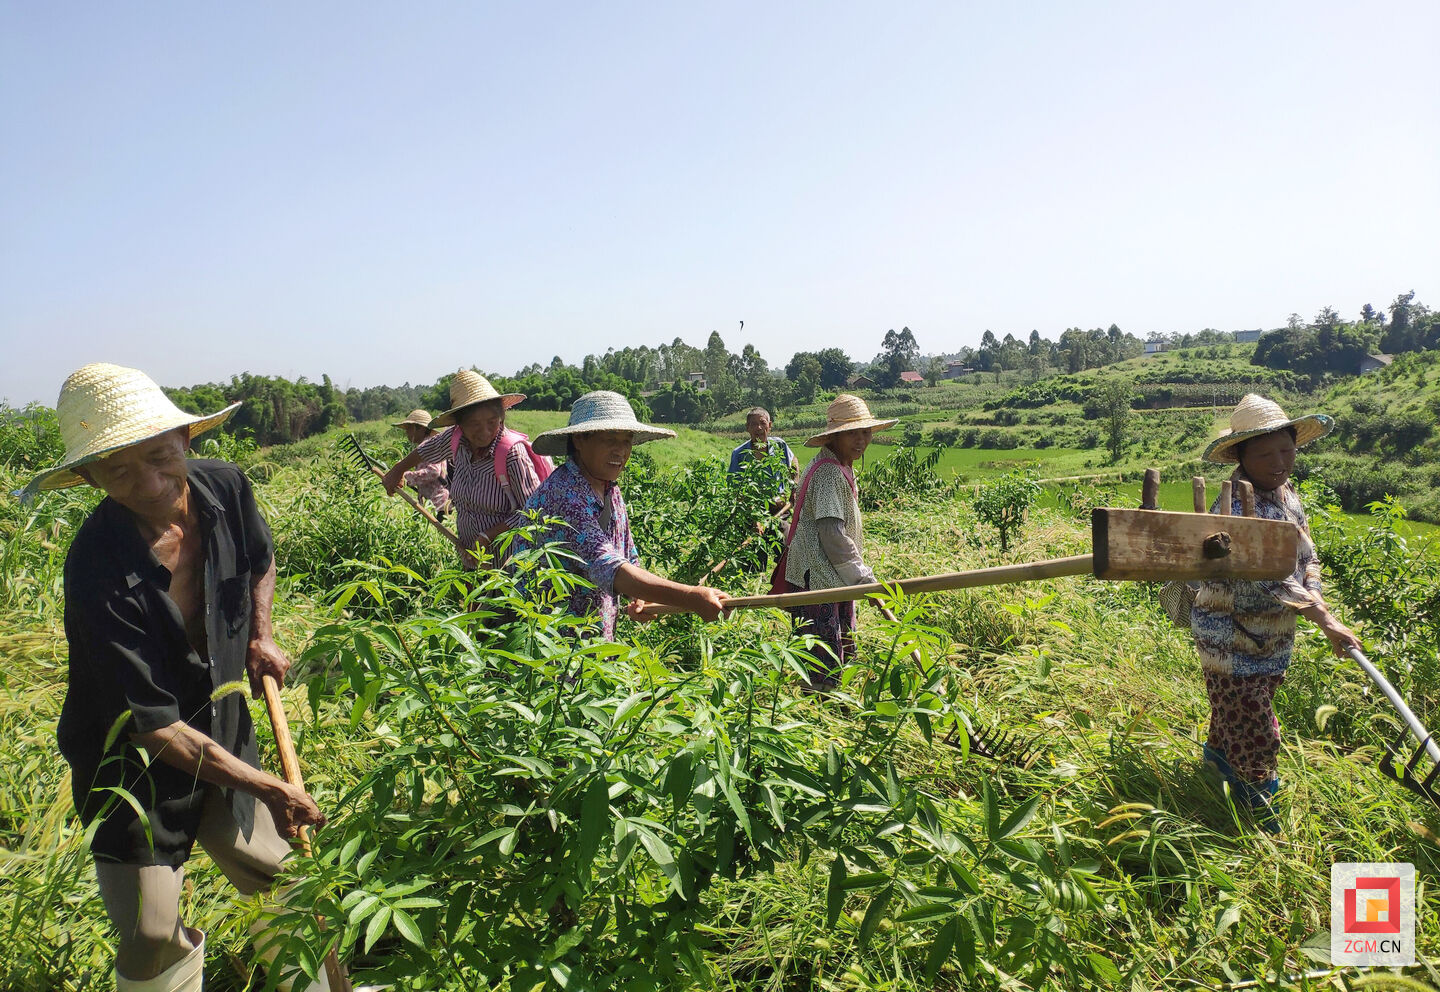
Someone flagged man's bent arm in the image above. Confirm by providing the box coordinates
[131,721,323,836]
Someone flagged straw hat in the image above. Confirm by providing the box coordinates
[1203,393,1334,464]
[805,394,899,447]
[430,370,526,427]
[392,408,434,430]
[23,363,240,496]
[531,391,676,457]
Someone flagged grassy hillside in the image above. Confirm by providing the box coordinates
[1305,350,1440,521]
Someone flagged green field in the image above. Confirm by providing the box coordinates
[6,376,1440,988]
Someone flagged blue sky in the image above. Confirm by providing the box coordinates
[2,1,1436,405]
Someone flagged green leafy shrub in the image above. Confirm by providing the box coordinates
[268,453,453,596]
[858,445,958,511]
[266,557,1120,990]
[972,471,1041,553]
[0,403,65,472]
[928,425,960,447]
[625,455,783,587]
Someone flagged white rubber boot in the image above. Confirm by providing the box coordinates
[114,928,204,992]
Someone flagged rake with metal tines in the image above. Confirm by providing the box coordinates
[940,718,1044,768]
[339,433,467,553]
[1347,646,1440,807]
[870,600,1043,767]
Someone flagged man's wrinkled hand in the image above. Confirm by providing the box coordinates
[247,637,292,697]
[266,782,326,839]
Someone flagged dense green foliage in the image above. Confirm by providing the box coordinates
[166,373,349,446]
[1254,295,1439,385]
[624,454,785,588]
[971,471,1042,554]
[6,359,1440,989]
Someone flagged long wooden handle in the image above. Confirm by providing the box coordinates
[262,675,306,792]
[875,603,924,665]
[261,676,353,992]
[360,461,469,551]
[729,555,1093,609]
[638,555,1095,618]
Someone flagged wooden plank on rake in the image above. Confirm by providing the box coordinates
[1089,507,1298,581]
[637,507,1298,618]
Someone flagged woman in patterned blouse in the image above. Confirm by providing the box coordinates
[522,391,727,640]
[383,370,540,569]
[1193,394,1360,826]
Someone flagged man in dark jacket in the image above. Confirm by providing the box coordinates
[26,363,327,991]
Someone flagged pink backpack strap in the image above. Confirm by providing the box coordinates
[448,425,462,460]
[493,428,522,487]
[494,428,555,507]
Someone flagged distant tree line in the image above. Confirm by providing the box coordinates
[1252,292,1437,385]
[155,295,1437,444]
[166,373,349,446]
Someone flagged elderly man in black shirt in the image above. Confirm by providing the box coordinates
[25,364,327,992]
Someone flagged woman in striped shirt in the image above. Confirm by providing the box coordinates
[383,370,542,569]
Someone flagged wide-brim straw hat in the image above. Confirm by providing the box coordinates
[531,390,676,457]
[1203,393,1334,464]
[392,408,434,429]
[430,369,526,427]
[23,362,240,497]
[805,393,899,447]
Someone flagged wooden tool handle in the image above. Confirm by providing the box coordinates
[262,675,306,794]
[875,603,924,665]
[360,461,468,551]
[636,555,1095,618]
[260,676,353,992]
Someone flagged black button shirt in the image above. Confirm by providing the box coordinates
[57,460,274,865]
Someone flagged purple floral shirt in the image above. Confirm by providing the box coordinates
[522,459,638,639]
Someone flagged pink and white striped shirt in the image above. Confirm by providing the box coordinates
[402,460,450,515]
[414,426,542,558]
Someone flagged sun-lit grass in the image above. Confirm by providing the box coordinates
[4,411,1440,988]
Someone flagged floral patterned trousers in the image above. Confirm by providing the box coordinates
[1203,671,1285,785]
[786,581,856,682]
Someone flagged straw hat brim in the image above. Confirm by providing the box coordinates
[27,403,242,494]
[430,393,526,428]
[1203,414,1333,464]
[392,416,434,429]
[805,416,899,447]
[532,420,677,457]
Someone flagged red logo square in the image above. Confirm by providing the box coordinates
[1344,876,1402,934]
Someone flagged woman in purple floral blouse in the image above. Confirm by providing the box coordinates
[523,391,727,639]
